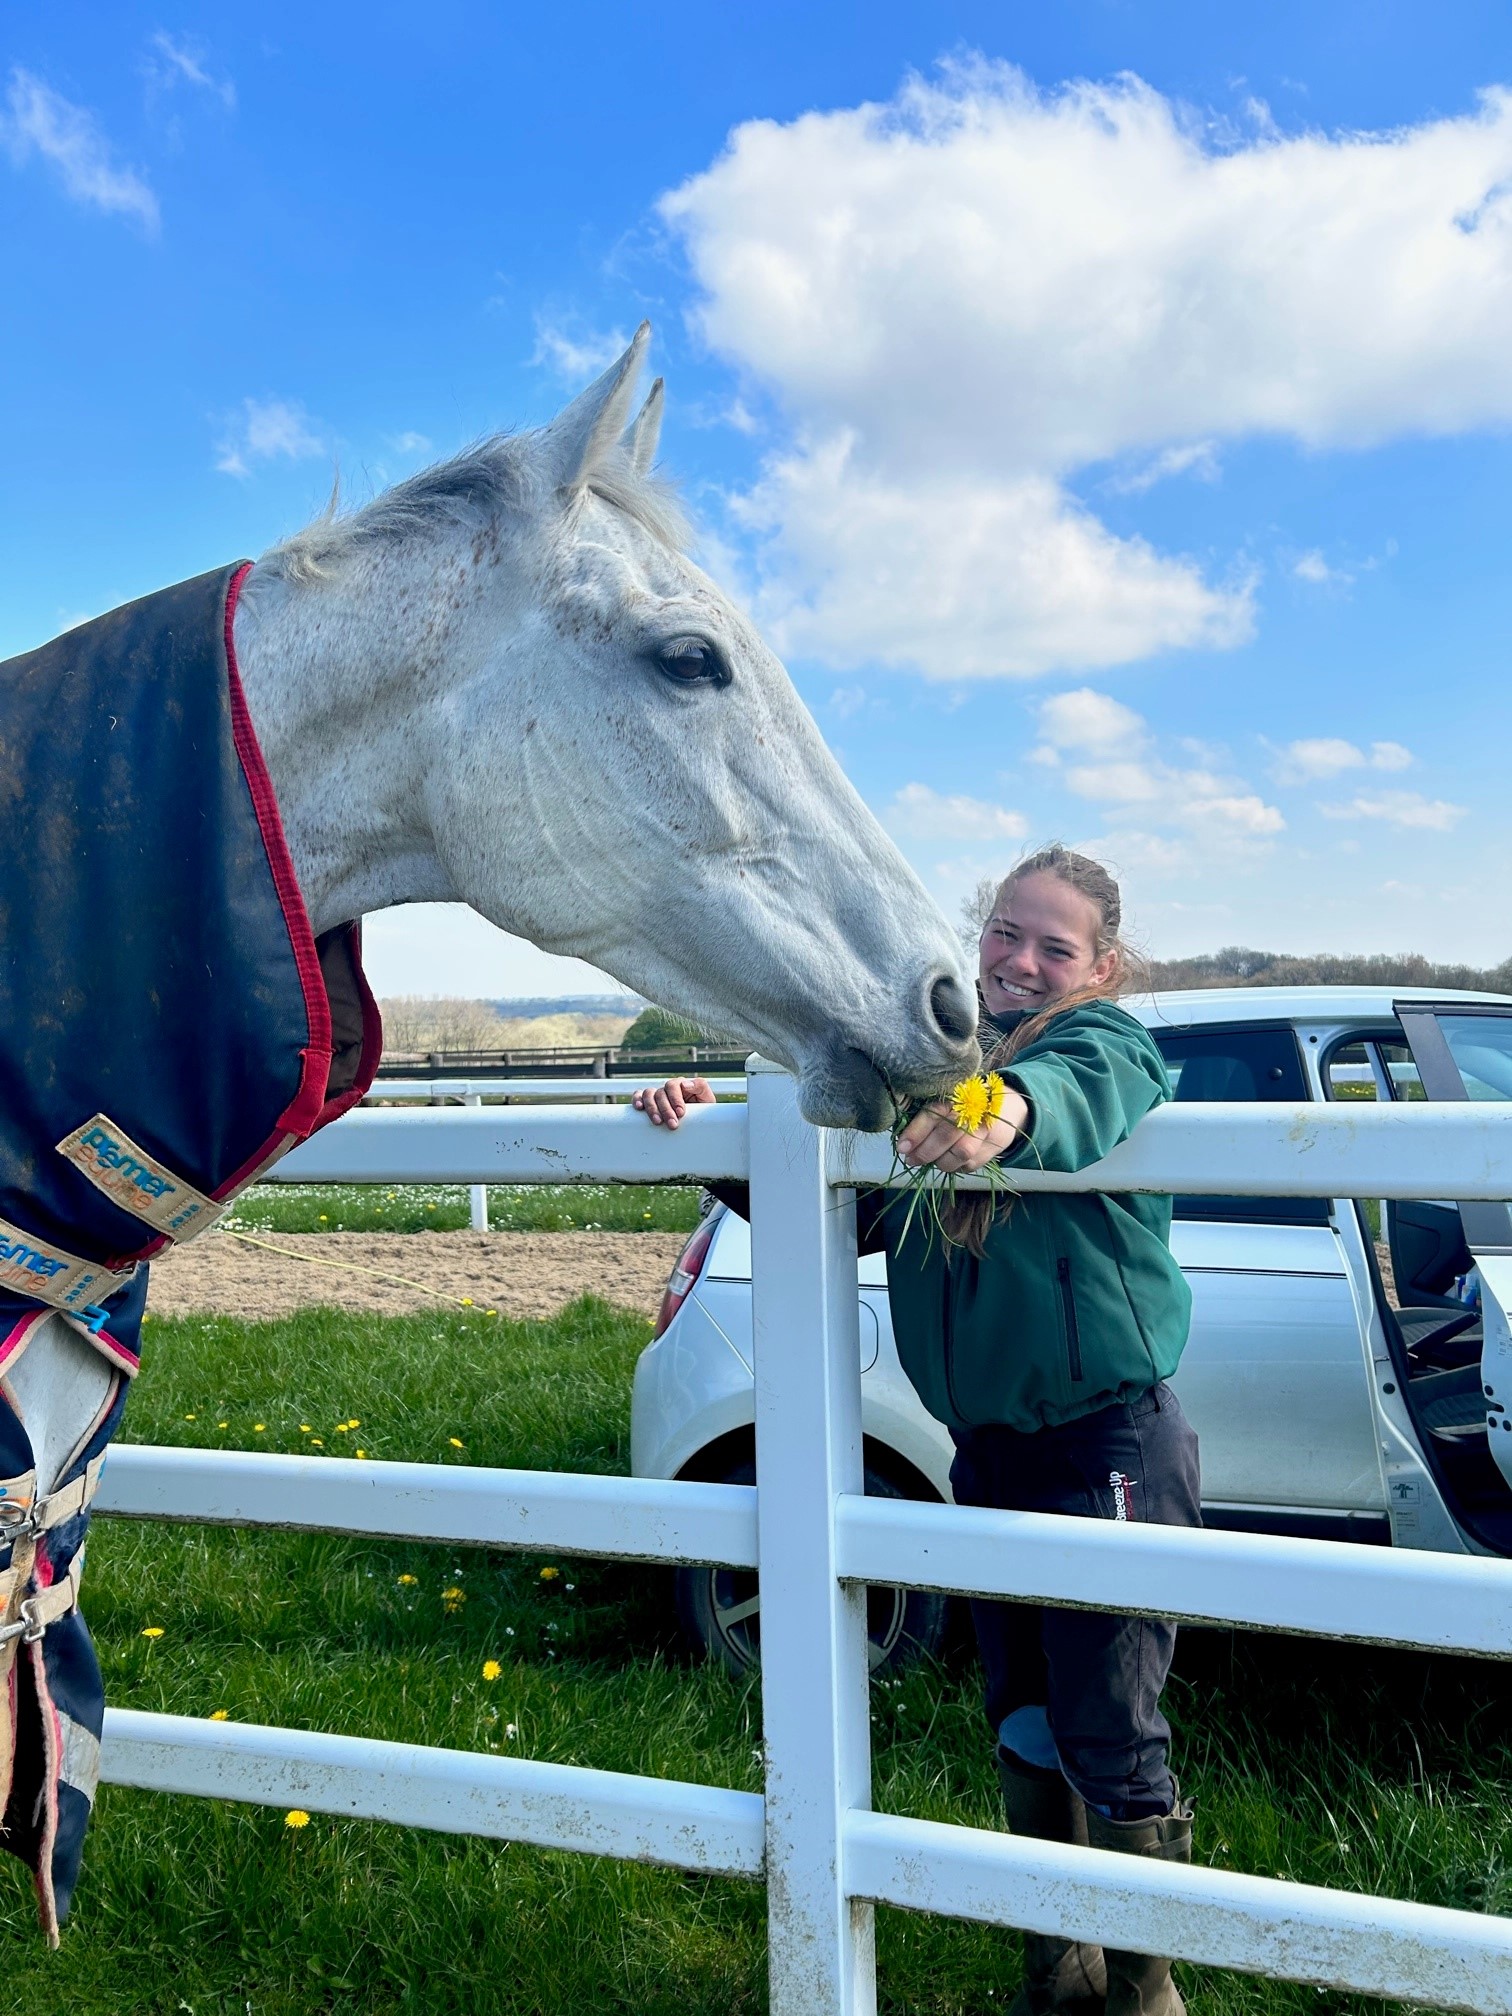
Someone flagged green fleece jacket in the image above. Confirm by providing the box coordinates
[879,1000,1192,1433]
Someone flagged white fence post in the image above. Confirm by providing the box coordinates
[747,1060,875,2016]
[463,1093,489,1230]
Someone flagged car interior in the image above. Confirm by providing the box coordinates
[1323,1031,1511,1552]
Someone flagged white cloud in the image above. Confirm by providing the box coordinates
[215,396,327,478]
[389,430,434,458]
[884,783,1028,842]
[662,61,1512,678]
[668,64,1512,470]
[1274,736,1415,782]
[1036,687,1148,755]
[1319,789,1465,831]
[2,68,158,230]
[1035,690,1284,838]
[1293,550,1342,585]
[146,32,235,109]
[531,317,631,381]
[828,684,866,719]
[1106,441,1221,495]
[732,436,1252,679]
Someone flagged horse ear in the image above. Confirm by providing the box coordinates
[540,323,650,492]
[623,377,664,476]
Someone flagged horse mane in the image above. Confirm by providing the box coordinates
[250,428,690,588]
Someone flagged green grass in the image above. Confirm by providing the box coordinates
[3,1298,1510,2013]
[223,1181,704,1234]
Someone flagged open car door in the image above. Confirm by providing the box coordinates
[1396,1003,1512,1492]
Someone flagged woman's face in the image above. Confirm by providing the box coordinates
[978,870,1116,1018]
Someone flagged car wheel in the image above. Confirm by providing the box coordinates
[674,1459,950,1678]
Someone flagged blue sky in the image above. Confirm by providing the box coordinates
[3,2,1508,997]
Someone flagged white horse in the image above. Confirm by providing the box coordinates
[233,322,977,1123]
[15,324,978,1612]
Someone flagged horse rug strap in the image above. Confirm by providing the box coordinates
[0,562,385,1936]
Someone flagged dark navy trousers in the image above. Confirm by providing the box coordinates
[949,1383,1202,1821]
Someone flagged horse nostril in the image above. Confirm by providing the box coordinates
[927,973,976,1045]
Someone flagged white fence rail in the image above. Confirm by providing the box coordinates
[94,1069,1512,2014]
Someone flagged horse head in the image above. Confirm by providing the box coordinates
[236,325,978,1129]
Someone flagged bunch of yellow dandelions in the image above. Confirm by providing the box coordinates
[887,1070,1023,1248]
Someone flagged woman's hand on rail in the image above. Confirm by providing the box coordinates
[896,1092,1028,1176]
[632,1077,717,1130]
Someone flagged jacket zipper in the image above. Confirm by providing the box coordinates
[1056,1257,1084,1382]
[941,1267,972,1423]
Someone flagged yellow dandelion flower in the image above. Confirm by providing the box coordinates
[397,1574,418,1587]
[217,1421,228,1430]
[538,1566,560,1582]
[448,1437,464,1449]
[209,1710,229,1721]
[183,1413,196,1422]
[335,1423,349,1434]
[141,1626,164,1639]
[300,1425,312,1434]
[253,1423,265,1433]
[486,1309,498,1317]
[460,1297,474,1307]
[482,1659,502,1681]
[443,1585,466,1606]
[310,1437,323,1446]
[284,1809,311,1829]
[948,1071,1006,1136]
[347,1419,360,1429]
[318,1214,328,1222]
[355,1449,367,1460]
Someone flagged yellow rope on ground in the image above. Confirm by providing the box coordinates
[219,1228,496,1312]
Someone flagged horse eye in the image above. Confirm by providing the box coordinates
[654,637,728,685]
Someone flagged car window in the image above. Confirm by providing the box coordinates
[1325,1041,1379,1101]
[1438,1015,1512,1101]
[1375,1040,1426,1100]
[1152,1026,1329,1226]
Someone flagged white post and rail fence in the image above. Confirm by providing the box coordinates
[92,1068,1512,2015]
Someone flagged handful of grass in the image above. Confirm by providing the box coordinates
[885,1071,1024,1248]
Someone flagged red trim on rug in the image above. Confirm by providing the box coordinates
[221,561,333,1146]
[88,1329,141,1378]
[0,1311,48,1372]
[316,921,384,1130]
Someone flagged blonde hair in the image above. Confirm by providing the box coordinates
[943,844,1140,1255]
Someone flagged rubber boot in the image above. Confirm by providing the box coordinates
[1082,1804,1194,2016]
[998,1748,1108,2016]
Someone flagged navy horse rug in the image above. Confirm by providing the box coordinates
[0,561,380,1936]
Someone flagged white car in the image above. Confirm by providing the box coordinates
[631,987,1512,1672]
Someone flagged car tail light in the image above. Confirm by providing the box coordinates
[653,1215,720,1339]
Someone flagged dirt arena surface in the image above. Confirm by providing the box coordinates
[147,1229,688,1321]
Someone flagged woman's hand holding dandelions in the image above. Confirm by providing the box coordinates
[896,1076,1029,1177]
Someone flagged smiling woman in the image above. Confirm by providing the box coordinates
[637,840,1203,2016]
